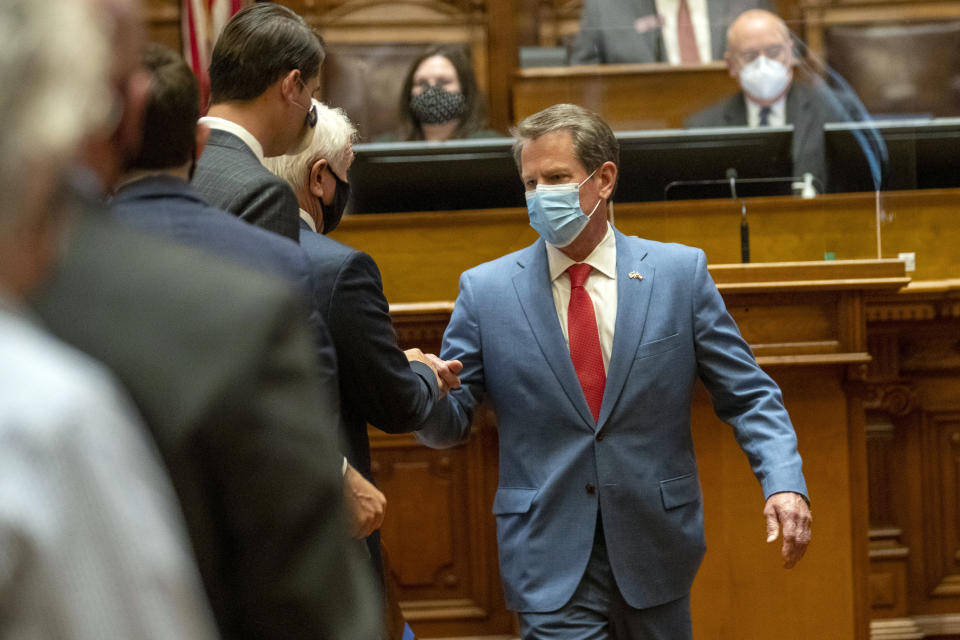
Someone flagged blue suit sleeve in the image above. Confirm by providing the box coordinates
[415,271,484,449]
[692,249,808,500]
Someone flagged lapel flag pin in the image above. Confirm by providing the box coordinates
[628,271,643,280]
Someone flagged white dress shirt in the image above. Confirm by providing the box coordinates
[300,208,317,232]
[545,223,618,371]
[655,0,713,64]
[199,116,265,165]
[0,302,219,640]
[747,95,787,127]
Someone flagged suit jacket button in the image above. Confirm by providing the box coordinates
[596,431,605,441]
[585,483,596,495]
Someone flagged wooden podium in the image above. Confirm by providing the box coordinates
[375,259,908,639]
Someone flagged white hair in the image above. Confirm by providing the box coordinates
[0,0,112,235]
[265,99,358,191]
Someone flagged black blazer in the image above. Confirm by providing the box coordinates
[33,187,379,640]
[192,128,300,241]
[298,219,440,480]
[111,175,343,436]
[686,83,843,190]
[112,175,312,294]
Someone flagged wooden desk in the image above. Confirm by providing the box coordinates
[513,62,736,129]
[335,188,960,303]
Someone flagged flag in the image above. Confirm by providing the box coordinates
[181,0,246,114]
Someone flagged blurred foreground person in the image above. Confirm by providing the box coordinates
[0,0,217,638]
[30,1,379,638]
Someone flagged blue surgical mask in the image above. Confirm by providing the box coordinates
[525,170,601,247]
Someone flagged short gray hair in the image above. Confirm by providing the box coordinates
[510,103,620,177]
[265,100,358,190]
[0,0,112,236]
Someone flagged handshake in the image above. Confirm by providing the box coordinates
[404,348,463,396]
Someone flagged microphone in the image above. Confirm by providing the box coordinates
[727,168,749,263]
[726,167,738,200]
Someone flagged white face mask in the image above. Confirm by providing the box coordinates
[738,56,791,102]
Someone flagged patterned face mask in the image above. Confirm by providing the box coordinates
[410,84,466,125]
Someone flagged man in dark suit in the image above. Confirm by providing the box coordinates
[570,0,770,65]
[192,3,324,241]
[685,9,847,189]
[264,100,462,580]
[116,42,389,545]
[31,2,380,638]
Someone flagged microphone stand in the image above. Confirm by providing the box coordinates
[727,169,749,263]
[663,173,805,264]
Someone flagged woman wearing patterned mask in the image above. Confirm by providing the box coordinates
[389,44,499,141]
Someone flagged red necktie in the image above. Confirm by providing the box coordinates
[567,264,606,422]
[677,0,701,64]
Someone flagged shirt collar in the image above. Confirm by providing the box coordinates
[199,116,265,165]
[299,208,317,232]
[746,94,787,127]
[546,222,617,282]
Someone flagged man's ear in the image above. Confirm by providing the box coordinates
[309,158,328,199]
[195,122,211,159]
[724,51,738,78]
[280,69,301,100]
[598,160,618,200]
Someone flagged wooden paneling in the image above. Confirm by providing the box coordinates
[864,282,960,638]
[334,188,960,304]
[513,62,736,130]
[144,0,181,51]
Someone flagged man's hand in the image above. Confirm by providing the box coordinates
[404,348,463,397]
[343,463,386,539]
[764,491,812,568]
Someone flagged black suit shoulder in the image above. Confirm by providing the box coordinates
[685,93,745,128]
[298,228,438,455]
[192,130,300,240]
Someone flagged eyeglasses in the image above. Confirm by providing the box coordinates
[733,43,788,65]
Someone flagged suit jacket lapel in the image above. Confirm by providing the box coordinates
[597,232,654,429]
[787,85,813,170]
[512,241,597,428]
[725,94,749,125]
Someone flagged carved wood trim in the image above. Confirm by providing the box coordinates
[864,384,920,417]
[869,617,923,639]
[914,613,960,636]
[921,412,960,599]
[867,279,960,323]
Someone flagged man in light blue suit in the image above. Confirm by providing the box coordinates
[416,103,812,638]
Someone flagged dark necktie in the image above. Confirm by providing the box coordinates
[759,106,772,126]
[677,0,701,64]
[567,264,606,422]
